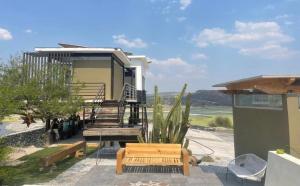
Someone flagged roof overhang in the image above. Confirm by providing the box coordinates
[34,47,131,66]
[127,55,150,67]
[214,75,300,94]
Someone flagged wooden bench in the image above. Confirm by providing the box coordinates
[40,141,86,167]
[116,143,190,176]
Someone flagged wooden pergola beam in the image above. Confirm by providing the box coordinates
[224,77,300,94]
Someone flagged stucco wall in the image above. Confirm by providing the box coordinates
[233,96,290,160]
[72,59,112,100]
[286,95,300,158]
[113,60,124,100]
[265,151,300,186]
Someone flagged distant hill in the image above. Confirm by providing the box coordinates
[146,90,232,106]
[188,90,232,106]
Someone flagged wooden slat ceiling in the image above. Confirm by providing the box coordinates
[214,76,300,94]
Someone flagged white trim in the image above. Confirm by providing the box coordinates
[34,47,131,66]
[70,57,111,61]
[35,47,117,52]
[233,105,283,111]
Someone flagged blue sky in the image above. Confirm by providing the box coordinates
[0,0,300,92]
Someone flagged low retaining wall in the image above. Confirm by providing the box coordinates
[265,151,300,186]
[2,127,45,147]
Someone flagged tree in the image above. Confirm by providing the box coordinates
[0,56,23,121]
[0,55,83,130]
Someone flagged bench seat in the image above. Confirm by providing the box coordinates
[123,157,183,166]
[116,143,190,176]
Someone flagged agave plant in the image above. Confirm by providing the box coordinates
[139,84,191,146]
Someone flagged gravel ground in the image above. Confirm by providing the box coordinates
[0,119,44,136]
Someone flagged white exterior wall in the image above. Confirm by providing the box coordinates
[129,57,148,91]
[135,65,143,91]
[265,151,300,186]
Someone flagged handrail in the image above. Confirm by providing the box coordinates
[141,105,149,142]
[72,82,105,125]
[118,83,137,102]
[117,83,137,127]
[91,83,106,123]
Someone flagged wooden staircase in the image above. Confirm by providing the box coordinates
[89,100,122,128]
[82,83,145,142]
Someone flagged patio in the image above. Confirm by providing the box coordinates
[42,129,263,186]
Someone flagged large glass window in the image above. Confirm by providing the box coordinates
[234,94,283,108]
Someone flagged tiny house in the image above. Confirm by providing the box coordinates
[23,43,151,142]
[23,43,150,102]
[215,75,300,160]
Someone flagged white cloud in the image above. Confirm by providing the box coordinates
[180,0,192,10]
[25,29,32,33]
[148,57,206,79]
[239,43,297,59]
[284,21,294,25]
[177,16,186,22]
[275,14,291,20]
[193,21,295,59]
[112,34,147,48]
[146,57,206,91]
[192,53,208,60]
[0,27,12,40]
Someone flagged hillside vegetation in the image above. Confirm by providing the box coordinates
[147,90,232,106]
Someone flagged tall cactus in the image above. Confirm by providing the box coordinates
[148,84,191,145]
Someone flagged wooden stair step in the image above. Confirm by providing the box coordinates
[95,118,120,122]
[96,114,119,119]
[87,123,120,128]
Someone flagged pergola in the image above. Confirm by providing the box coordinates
[214,75,300,94]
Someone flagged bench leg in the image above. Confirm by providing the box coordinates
[183,163,190,176]
[71,151,76,157]
[116,148,125,174]
[83,143,87,156]
[182,149,190,176]
[116,161,123,174]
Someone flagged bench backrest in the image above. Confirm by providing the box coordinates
[125,143,182,158]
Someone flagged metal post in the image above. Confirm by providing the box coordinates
[83,106,86,128]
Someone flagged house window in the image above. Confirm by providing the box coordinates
[234,94,282,109]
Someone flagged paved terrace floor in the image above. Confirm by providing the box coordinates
[41,129,263,186]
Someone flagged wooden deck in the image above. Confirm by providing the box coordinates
[83,127,142,141]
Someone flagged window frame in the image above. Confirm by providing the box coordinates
[234,94,283,110]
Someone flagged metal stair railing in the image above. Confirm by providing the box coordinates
[117,83,137,127]
[141,104,149,142]
[92,83,105,111]
[91,83,105,123]
[124,83,137,101]
[78,83,105,126]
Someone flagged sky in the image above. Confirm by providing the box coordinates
[0,0,300,92]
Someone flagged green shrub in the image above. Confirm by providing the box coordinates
[0,138,12,163]
[208,116,232,128]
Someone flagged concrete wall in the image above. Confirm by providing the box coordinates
[233,95,290,160]
[286,95,300,158]
[265,151,300,186]
[72,59,112,100]
[113,60,124,100]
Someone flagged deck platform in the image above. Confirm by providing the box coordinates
[83,128,142,141]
